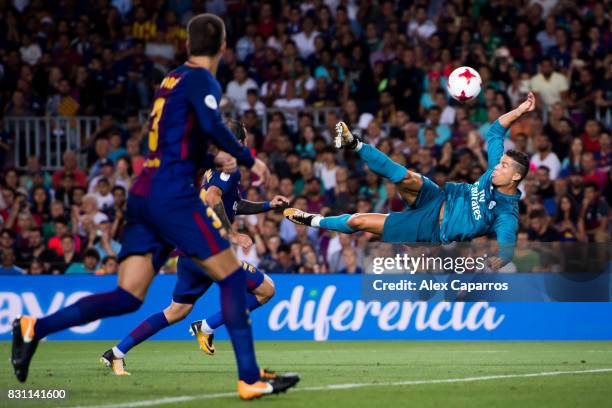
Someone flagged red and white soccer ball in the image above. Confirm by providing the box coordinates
[447,66,482,102]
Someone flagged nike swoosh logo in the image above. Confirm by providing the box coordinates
[242,384,273,394]
[23,319,34,343]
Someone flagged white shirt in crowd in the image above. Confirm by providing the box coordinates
[408,19,437,39]
[292,30,320,58]
[20,43,42,66]
[145,42,175,62]
[260,80,287,99]
[225,78,259,107]
[94,192,114,211]
[530,72,568,108]
[238,100,266,117]
[439,106,456,126]
[530,151,562,180]
[315,162,337,190]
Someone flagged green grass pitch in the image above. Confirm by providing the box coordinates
[2,341,612,407]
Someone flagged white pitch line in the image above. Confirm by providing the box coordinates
[72,368,612,408]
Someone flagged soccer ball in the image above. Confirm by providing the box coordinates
[447,66,482,102]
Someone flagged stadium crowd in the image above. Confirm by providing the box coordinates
[0,0,610,275]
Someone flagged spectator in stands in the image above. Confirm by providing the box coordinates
[581,151,607,190]
[292,15,320,59]
[528,209,561,242]
[0,249,25,275]
[530,57,569,111]
[96,255,118,275]
[56,234,81,274]
[18,227,57,273]
[554,195,586,242]
[581,119,602,153]
[582,182,609,242]
[225,64,259,108]
[94,219,121,259]
[28,259,45,275]
[512,230,541,272]
[531,134,561,180]
[52,151,88,190]
[337,247,363,274]
[239,88,266,117]
[65,248,100,274]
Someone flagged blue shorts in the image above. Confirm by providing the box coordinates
[382,175,444,244]
[118,194,230,268]
[172,258,266,304]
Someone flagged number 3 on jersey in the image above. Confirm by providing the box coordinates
[148,97,166,152]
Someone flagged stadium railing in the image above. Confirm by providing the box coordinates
[4,116,99,170]
[139,107,342,135]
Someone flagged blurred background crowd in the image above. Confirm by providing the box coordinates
[0,0,610,275]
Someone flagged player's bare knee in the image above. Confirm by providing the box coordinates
[254,277,275,304]
[164,302,193,323]
[347,213,365,229]
[399,171,423,191]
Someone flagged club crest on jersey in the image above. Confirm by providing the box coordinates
[221,172,231,181]
[204,94,218,109]
[488,201,497,210]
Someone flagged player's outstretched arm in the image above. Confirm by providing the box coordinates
[485,92,536,170]
[236,196,290,215]
[498,92,536,128]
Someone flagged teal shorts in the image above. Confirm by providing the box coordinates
[381,176,444,244]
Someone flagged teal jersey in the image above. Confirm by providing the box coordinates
[440,120,520,262]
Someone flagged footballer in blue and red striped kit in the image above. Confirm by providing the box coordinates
[100,120,289,375]
[11,13,299,400]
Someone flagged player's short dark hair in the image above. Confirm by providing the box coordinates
[506,150,529,182]
[187,13,225,57]
[225,119,247,142]
[584,181,598,191]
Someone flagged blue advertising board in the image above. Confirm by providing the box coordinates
[1,275,612,341]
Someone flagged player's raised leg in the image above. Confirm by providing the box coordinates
[284,208,387,236]
[336,121,424,204]
[11,254,153,382]
[190,263,275,356]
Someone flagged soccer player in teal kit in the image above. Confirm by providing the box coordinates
[285,93,536,269]
[11,14,298,400]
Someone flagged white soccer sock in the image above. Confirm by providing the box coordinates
[112,346,125,358]
[200,320,214,335]
[311,215,323,227]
